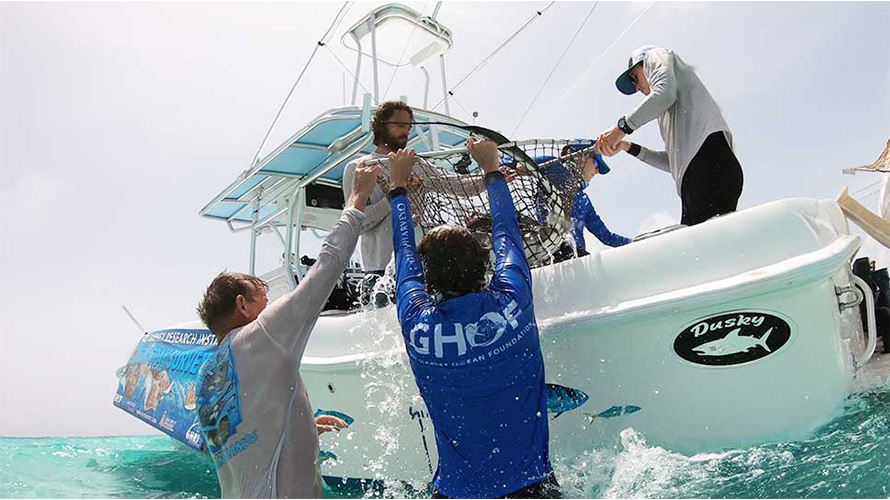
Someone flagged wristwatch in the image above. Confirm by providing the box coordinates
[617,117,634,135]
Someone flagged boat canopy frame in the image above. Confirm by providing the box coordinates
[199,95,479,278]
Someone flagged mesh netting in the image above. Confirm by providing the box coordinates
[370,139,598,268]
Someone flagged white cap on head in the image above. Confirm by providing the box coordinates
[615,45,659,95]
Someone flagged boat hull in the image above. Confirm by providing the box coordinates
[303,198,873,484]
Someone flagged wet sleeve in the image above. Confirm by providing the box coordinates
[254,208,364,362]
[391,192,433,326]
[577,193,631,247]
[486,172,533,304]
[343,160,390,233]
[360,191,392,233]
[625,49,678,131]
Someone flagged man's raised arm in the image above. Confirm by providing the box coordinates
[468,139,533,302]
[256,163,382,360]
[387,148,433,326]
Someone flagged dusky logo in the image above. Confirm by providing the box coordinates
[673,311,793,366]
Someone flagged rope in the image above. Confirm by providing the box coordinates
[851,180,883,197]
[382,1,429,102]
[449,94,476,122]
[558,1,656,103]
[430,2,556,112]
[511,2,599,137]
[250,1,353,168]
[855,190,880,202]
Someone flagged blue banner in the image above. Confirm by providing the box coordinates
[113,329,218,450]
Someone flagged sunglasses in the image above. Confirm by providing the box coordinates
[385,121,414,129]
[628,72,637,87]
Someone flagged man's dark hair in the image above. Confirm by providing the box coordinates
[417,225,489,298]
[372,101,413,146]
[197,271,268,334]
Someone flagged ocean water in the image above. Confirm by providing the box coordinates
[1,388,887,499]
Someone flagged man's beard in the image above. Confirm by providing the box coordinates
[383,132,409,151]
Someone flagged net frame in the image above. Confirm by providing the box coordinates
[367,138,599,268]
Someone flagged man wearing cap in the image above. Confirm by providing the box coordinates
[506,142,631,262]
[595,46,744,226]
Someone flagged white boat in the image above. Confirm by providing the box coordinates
[114,2,889,491]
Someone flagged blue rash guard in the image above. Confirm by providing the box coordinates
[533,156,631,252]
[391,173,552,498]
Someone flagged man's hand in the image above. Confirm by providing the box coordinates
[595,125,626,157]
[614,140,632,154]
[407,172,423,193]
[388,148,416,188]
[467,137,500,174]
[348,161,383,212]
[316,415,349,435]
[499,166,519,182]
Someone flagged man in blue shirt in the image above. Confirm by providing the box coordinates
[505,142,631,263]
[386,140,560,499]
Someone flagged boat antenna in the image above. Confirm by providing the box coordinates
[250,1,353,168]
[121,305,148,335]
[430,2,556,112]
[558,1,656,104]
[511,2,599,137]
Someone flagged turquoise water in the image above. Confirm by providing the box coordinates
[2,388,887,499]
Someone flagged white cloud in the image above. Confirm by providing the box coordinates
[2,172,68,214]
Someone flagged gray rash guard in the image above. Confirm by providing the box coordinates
[196,208,364,498]
[342,153,485,272]
[624,47,733,195]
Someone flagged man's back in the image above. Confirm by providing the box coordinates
[196,208,364,498]
[199,325,322,498]
[391,171,552,498]
[403,289,551,497]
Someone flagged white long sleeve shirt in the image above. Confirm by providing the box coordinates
[196,208,364,498]
[625,47,733,194]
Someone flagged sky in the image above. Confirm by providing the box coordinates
[1,1,888,437]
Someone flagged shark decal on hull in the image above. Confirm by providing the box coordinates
[693,327,773,357]
[674,311,793,366]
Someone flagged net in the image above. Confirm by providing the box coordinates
[369,137,599,268]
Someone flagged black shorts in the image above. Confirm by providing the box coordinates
[680,131,744,226]
[431,473,562,499]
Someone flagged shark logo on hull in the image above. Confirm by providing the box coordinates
[674,311,793,366]
[692,327,773,357]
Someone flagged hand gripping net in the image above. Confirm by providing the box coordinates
[371,139,598,268]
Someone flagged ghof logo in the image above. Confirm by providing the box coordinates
[673,311,793,366]
[408,300,520,358]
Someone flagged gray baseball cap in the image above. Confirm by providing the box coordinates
[616,45,657,95]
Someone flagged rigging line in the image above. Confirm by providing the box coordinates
[430,1,556,112]
[850,179,883,196]
[511,2,598,137]
[324,45,372,96]
[449,93,475,123]
[382,1,428,102]
[250,1,353,168]
[558,0,656,104]
[329,1,354,38]
[854,190,879,202]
